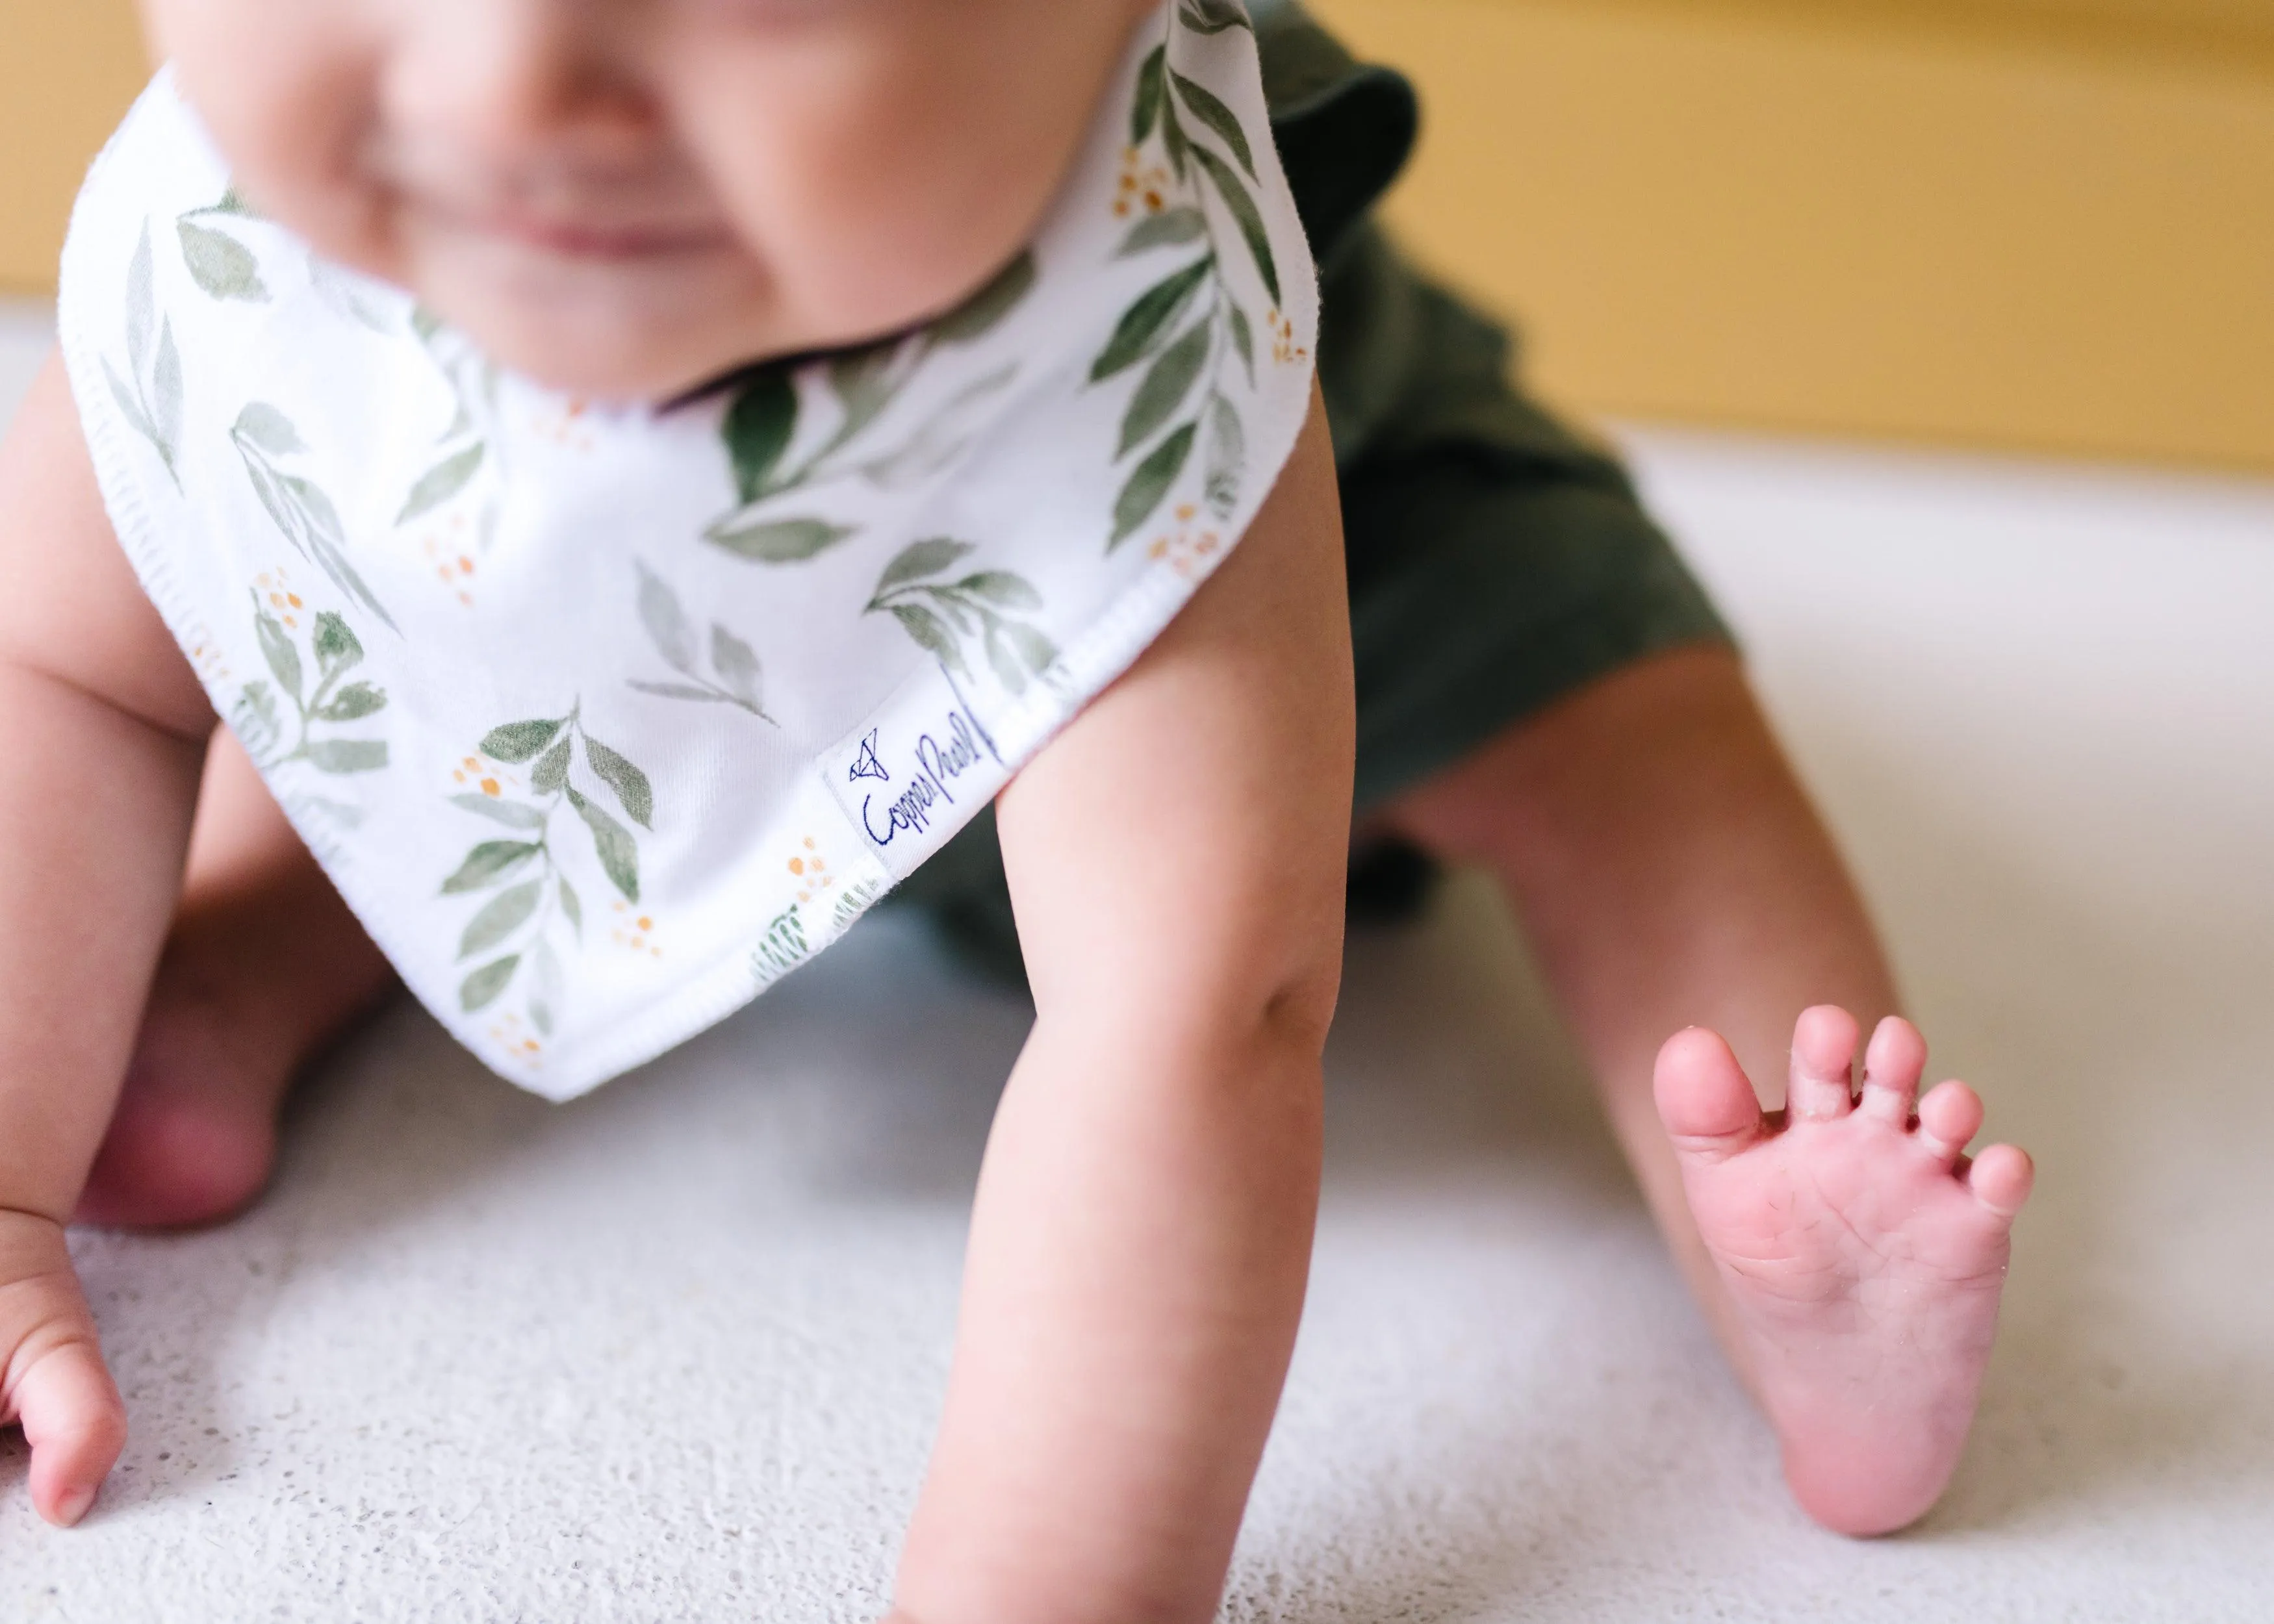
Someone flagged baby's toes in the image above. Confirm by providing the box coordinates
[1787,1004,1862,1122]
[1915,1078,1986,1166]
[1858,1015,1928,1123]
[1966,1143,2036,1220]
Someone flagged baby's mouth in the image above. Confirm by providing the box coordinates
[459,204,735,263]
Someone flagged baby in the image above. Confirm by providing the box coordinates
[0,0,2034,1617]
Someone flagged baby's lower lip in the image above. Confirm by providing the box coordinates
[465,207,730,262]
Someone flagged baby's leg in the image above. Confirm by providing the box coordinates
[73,727,394,1229]
[1386,645,2032,1534]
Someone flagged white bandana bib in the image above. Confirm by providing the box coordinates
[58,1,1318,1100]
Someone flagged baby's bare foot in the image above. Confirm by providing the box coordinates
[1655,1006,2034,1535]
[75,740,395,1230]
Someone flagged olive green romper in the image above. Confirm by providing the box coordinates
[895,1,1735,980]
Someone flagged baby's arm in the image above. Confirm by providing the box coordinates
[889,396,1352,1624]
[0,355,214,1523]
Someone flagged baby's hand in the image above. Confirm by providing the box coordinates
[0,1209,127,1526]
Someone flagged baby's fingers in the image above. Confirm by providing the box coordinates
[14,1332,127,1525]
[0,1225,127,1527]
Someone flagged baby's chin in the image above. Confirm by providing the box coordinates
[404,240,806,404]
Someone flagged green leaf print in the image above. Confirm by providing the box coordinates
[459,880,544,959]
[566,787,641,903]
[255,609,304,701]
[125,223,155,385]
[442,709,659,1049]
[479,718,566,763]
[451,793,548,830]
[1170,70,1257,179]
[889,603,963,672]
[708,626,765,711]
[394,443,486,526]
[443,841,543,894]
[930,252,1038,346]
[1119,322,1211,457]
[151,322,184,456]
[459,956,522,1013]
[583,735,654,830]
[303,738,389,774]
[112,223,181,485]
[177,218,268,302]
[875,539,976,597]
[1227,304,1256,384]
[233,402,305,455]
[531,734,574,793]
[956,571,1043,611]
[1112,421,1197,547]
[1131,45,1167,145]
[724,366,800,503]
[1091,260,1212,383]
[313,610,364,679]
[704,514,855,565]
[629,560,774,721]
[234,593,390,785]
[828,342,902,443]
[1179,0,1254,35]
[1203,392,1246,516]
[635,561,698,674]
[231,407,399,632]
[1191,147,1281,307]
[1118,208,1208,259]
[867,541,1054,689]
[314,681,387,722]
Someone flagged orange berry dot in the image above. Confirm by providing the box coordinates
[637,917,654,932]
[287,594,303,608]
[481,778,501,796]
[788,857,806,876]
[458,556,474,574]
[453,770,466,784]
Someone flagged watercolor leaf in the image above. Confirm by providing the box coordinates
[396,443,485,525]
[313,611,363,679]
[459,955,521,1013]
[888,603,964,674]
[1090,259,1212,384]
[566,786,640,902]
[583,735,654,830]
[253,609,302,702]
[480,718,565,763]
[233,402,305,456]
[1203,393,1246,516]
[1192,147,1280,307]
[709,625,765,711]
[150,319,184,457]
[956,571,1042,611]
[314,681,387,722]
[1119,322,1210,457]
[531,735,573,794]
[125,223,155,381]
[723,366,799,503]
[704,514,855,565]
[458,879,543,960]
[1112,420,1196,547]
[930,251,1036,346]
[873,538,975,599]
[1118,208,1208,259]
[442,841,542,894]
[1179,0,1254,36]
[306,736,385,774]
[1131,45,1167,145]
[1169,70,1256,179]
[451,793,547,830]
[635,561,698,674]
[177,219,268,302]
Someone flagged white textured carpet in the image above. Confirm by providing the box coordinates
[3,301,2271,1620]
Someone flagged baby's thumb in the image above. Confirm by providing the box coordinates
[6,1300,127,1528]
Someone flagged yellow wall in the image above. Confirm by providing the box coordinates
[5,0,2271,468]
[0,1,149,292]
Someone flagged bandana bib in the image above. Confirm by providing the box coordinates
[57,1,1318,1100]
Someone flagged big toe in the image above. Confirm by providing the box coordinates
[1654,1026,1765,1155]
